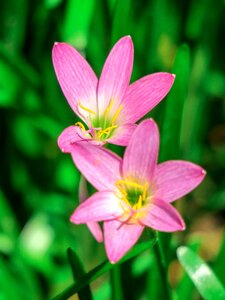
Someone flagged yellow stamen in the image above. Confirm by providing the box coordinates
[97,125,117,139]
[104,99,114,120]
[142,182,148,200]
[112,105,123,125]
[116,180,144,190]
[116,184,128,197]
[78,102,96,115]
[133,195,143,210]
[75,122,86,132]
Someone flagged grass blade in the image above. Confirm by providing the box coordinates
[67,248,93,300]
[52,239,156,300]
[177,246,225,300]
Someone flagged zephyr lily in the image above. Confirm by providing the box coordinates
[52,36,175,152]
[69,119,206,263]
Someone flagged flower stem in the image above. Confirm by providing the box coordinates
[153,231,172,300]
[111,265,124,300]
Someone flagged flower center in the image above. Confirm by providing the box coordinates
[116,179,149,211]
[76,99,122,141]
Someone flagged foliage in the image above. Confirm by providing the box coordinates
[0,0,225,299]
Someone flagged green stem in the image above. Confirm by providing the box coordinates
[111,265,124,300]
[153,231,172,300]
[51,239,156,300]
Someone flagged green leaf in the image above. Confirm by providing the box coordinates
[0,256,22,299]
[207,189,225,211]
[213,229,225,287]
[177,246,225,300]
[0,191,19,254]
[157,44,191,278]
[110,0,132,45]
[18,213,55,275]
[52,239,156,300]
[0,0,28,52]
[160,44,190,161]
[67,248,93,300]
[180,46,210,162]
[0,42,40,89]
[55,157,80,192]
[44,0,63,9]
[176,239,202,300]
[86,1,108,76]
[62,0,95,49]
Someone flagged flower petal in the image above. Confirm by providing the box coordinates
[154,161,206,202]
[97,36,134,115]
[123,119,159,182]
[58,125,92,153]
[70,191,123,223]
[70,142,122,191]
[106,123,137,146]
[140,198,185,232]
[52,42,97,119]
[78,175,89,203]
[121,73,175,123]
[104,220,144,263]
[86,222,103,243]
[79,176,103,242]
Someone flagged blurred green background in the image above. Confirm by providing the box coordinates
[0,0,225,299]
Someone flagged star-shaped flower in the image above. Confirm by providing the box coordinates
[52,36,175,152]
[69,119,206,263]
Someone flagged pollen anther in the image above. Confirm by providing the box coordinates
[97,125,118,139]
[112,105,123,125]
[78,102,96,115]
[75,122,86,132]
[104,99,115,120]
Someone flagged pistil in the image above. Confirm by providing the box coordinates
[75,100,123,142]
[116,180,149,211]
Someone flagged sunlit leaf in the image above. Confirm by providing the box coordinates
[62,0,95,49]
[45,0,63,9]
[19,213,55,275]
[177,246,225,300]
[176,239,202,300]
[213,230,225,287]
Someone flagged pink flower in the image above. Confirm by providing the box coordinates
[69,119,206,263]
[52,36,175,152]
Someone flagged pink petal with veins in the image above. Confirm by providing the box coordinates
[52,42,97,120]
[70,142,122,191]
[104,219,144,263]
[70,191,123,223]
[86,222,103,243]
[107,123,137,146]
[154,161,206,202]
[79,176,103,242]
[121,73,175,123]
[57,125,92,153]
[140,198,185,232]
[97,36,134,115]
[123,119,159,182]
